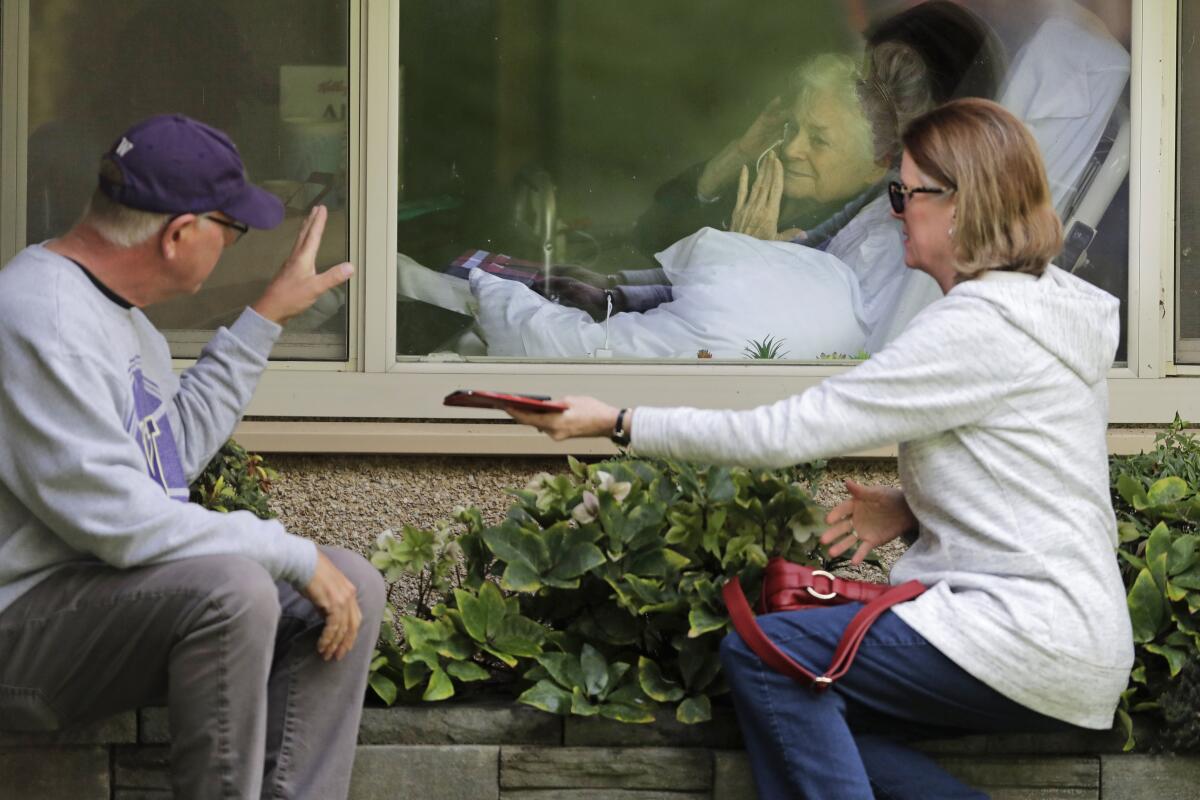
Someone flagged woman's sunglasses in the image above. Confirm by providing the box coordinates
[887,180,953,214]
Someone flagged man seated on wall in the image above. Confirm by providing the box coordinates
[0,114,383,800]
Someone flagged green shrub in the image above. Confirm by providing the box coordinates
[1111,415,1200,750]
[189,439,278,519]
[369,456,830,723]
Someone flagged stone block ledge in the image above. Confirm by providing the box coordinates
[1,702,1197,799]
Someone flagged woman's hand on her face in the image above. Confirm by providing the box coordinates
[730,153,803,241]
[506,396,622,442]
[819,480,917,565]
[736,96,789,160]
[698,96,789,199]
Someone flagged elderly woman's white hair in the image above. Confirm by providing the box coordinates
[786,46,936,172]
[785,54,878,169]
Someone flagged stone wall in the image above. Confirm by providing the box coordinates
[4,703,1199,799]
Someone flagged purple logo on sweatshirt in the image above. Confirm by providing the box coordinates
[126,360,187,502]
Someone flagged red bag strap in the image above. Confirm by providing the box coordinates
[760,566,893,610]
[722,574,926,691]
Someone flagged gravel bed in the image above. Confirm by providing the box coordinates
[265,454,905,626]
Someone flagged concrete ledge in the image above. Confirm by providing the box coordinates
[351,745,499,800]
[1100,754,1200,799]
[0,747,111,800]
[0,713,136,747]
[501,746,712,791]
[3,703,1199,800]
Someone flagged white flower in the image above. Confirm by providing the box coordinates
[527,472,559,511]
[572,491,601,524]
[375,528,397,549]
[595,471,632,503]
[526,472,554,492]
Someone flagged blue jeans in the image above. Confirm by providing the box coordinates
[719,602,1077,799]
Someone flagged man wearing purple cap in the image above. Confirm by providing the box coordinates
[0,115,382,799]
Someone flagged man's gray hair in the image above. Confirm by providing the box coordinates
[81,160,172,248]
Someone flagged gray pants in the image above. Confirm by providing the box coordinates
[0,546,385,800]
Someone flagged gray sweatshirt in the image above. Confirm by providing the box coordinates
[0,245,317,617]
[634,266,1134,729]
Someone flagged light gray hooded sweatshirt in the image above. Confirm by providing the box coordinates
[634,265,1134,729]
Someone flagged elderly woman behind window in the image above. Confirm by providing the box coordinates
[466,43,940,359]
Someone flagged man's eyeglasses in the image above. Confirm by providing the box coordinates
[887,181,953,214]
[203,214,249,244]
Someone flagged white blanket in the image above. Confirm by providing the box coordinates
[470,227,868,359]
[825,195,943,353]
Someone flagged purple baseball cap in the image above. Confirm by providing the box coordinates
[99,114,284,230]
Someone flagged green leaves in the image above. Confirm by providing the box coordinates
[1128,568,1166,644]
[1112,418,1200,751]
[687,606,728,639]
[483,520,605,592]
[638,656,685,702]
[189,439,277,518]
[519,644,654,723]
[395,613,482,702]
[453,582,547,666]
[368,455,831,725]
[518,680,572,715]
[371,526,436,581]
[1148,477,1190,507]
[676,695,712,725]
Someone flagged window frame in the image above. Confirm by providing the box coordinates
[0,0,1190,455]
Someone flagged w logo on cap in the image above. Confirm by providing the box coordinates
[100,114,283,229]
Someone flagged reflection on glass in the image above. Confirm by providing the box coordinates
[390,0,1130,363]
[26,0,350,360]
[1179,1,1200,361]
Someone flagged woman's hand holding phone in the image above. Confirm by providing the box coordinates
[505,395,622,442]
[443,390,567,413]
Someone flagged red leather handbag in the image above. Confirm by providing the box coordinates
[722,557,926,692]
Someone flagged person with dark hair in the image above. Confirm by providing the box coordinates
[0,115,378,800]
[505,99,1133,799]
[864,0,1002,107]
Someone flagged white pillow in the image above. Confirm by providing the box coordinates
[471,227,868,359]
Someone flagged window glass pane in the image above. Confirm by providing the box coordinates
[27,0,350,361]
[1179,2,1200,362]
[396,0,1131,364]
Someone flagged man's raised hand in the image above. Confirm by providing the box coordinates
[252,206,353,326]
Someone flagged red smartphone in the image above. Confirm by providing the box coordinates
[443,390,568,413]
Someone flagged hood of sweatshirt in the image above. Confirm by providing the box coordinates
[949,265,1119,385]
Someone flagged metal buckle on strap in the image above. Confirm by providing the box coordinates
[812,676,834,692]
[806,569,837,600]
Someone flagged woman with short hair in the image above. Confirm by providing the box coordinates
[509,98,1133,799]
